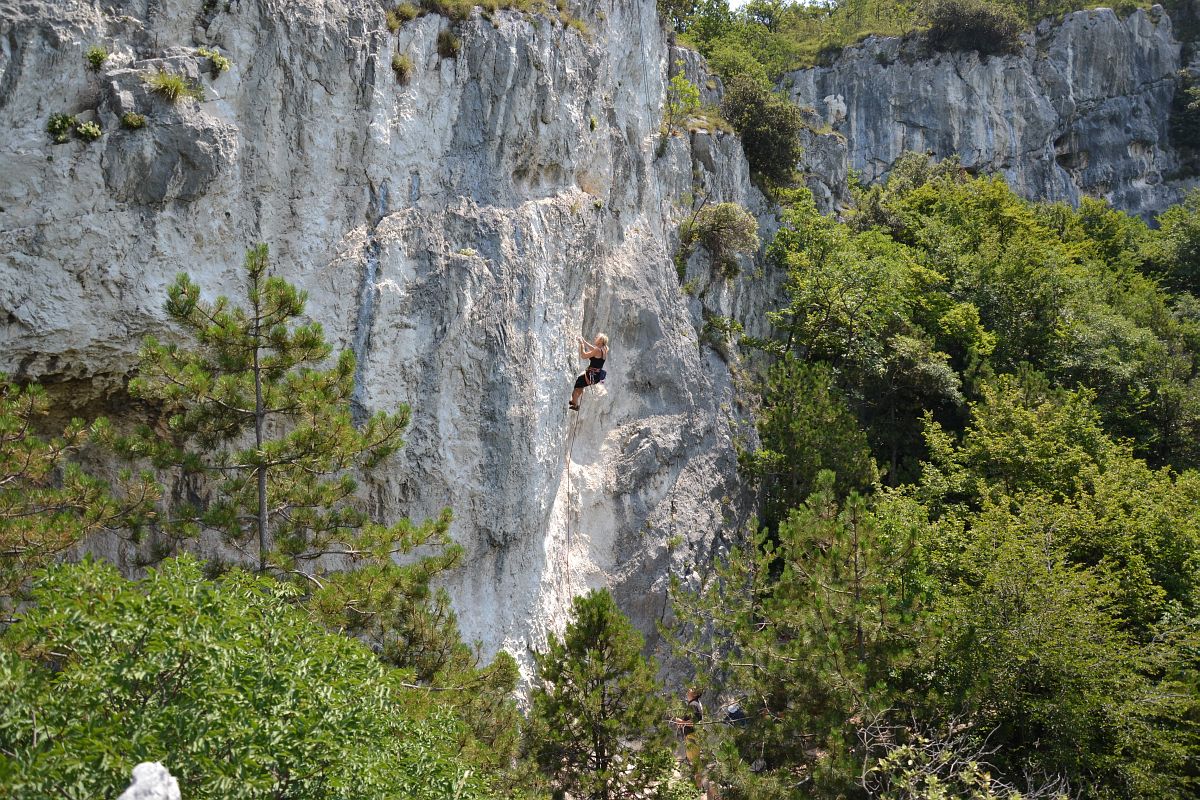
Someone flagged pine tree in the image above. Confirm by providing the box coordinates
[531,589,674,800]
[112,244,459,631]
[670,473,927,798]
[0,377,156,603]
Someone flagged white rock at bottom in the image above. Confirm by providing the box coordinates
[116,762,181,800]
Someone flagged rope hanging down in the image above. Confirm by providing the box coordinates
[563,406,583,595]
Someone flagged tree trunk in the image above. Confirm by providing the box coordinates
[252,270,268,572]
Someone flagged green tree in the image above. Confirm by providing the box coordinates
[376,584,528,789]
[664,67,701,138]
[531,589,674,800]
[0,556,492,800]
[113,244,460,634]
[928,506,1198,798]
[0,377,156,602]
[1156,189,1200,292]
[672,476,929,799]
[747,357,877,529]
[721,74,805,183]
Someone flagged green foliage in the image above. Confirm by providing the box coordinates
[392,52,414,83]
[766,155,1200,475]
[672,477,929,799]
[670,0,1155,81]
[46,113,76,143]
[703,38,771,87]
[678,160,1200,798]
[397,1,421,20]
[531,589,674,800]
[120,111,146,129]
[84,45,108,71]
[720,74,804,183]
[0,378,156,603]
[664,67,701,137]
[764,186,964,482]
[74,120,101,142]
[437,29,461,58]
[920,375,1200,629]
[0,557,492,800]
[143,70,204,103]
[863,724,1070,799]
[682,201,759,275]
[196,47,231,75]
[747,358,878,527]
[109,244,461,646]
[1155,188,1200,292]
[925,499,1198,795]
[923,0,1024,55]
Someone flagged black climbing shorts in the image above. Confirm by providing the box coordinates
[574,373,589,390]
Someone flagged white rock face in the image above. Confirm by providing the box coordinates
[0,0,767,674]
[788,6,1197,217]
[116,762,181,800]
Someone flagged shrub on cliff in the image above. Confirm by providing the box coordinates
[681,201,759,276]
[923,0,1023,56]
[0,557,492,799]
[720,73,804,183]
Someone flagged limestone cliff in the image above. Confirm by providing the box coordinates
[789,6,1198,217]
[0,0,767,675]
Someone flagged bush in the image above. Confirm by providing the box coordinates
[685,201,759,275]
[195,47,230,75]
[46,113,76,143]
[396,1,420,20]
[423,0,473,22]
[120,112,146,129]
[85,45,108,71]
[392,52,414,83]
[143,69,205,103]
[0,557,493,800]
[663,67,701,137]
[924,0,1023,56]
[720,74,805,183]
[437,29,461,58]
[75,120,102,142]
[386,8,403,30]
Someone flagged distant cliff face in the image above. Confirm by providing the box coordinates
[789,6,1198,218]
[0,0,769,677]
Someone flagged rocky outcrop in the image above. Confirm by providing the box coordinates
[116,762,181,800]
[787,6,1197,217]
[0,0,767,675]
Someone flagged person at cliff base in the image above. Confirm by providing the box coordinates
[673,687,705,783]
[568,333,608,410]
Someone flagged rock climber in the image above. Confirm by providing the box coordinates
[568,333,608,410]
[672,687,705,782]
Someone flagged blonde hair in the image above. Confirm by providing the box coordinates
[595,333,609,347]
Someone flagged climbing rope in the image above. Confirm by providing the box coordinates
[563,405,582,595]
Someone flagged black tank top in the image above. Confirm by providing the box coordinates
[589,347,607,370]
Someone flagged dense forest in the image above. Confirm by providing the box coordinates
[3,0,1200,797]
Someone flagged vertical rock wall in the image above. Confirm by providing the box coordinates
[788,6,1197,217]
[0,0,767,674]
